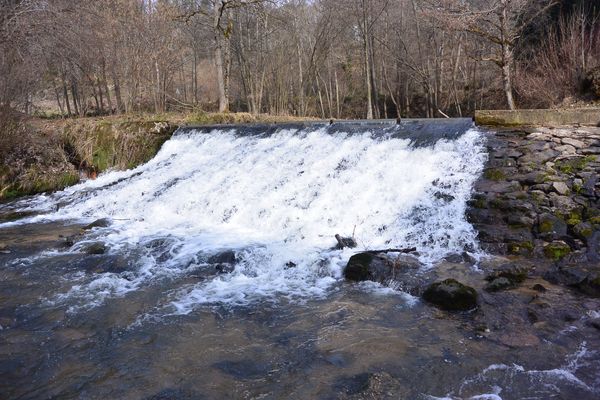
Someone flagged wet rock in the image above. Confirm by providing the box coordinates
[532,283,547,292]
[83,218,111,230]
[83,242,106,255]
[207,250,236,265]
[444,252,476,264]
[0,243,10,254]
[485,263,530,284]
[422,279,478,311]
[208,250,237,274]
[344,252,421,283]
[588,318,600,330]
[285,261,297,269]
[485,277,512,292]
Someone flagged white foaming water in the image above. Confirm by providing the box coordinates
[2,126,486,313]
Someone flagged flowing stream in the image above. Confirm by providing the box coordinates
[1,120,598,399]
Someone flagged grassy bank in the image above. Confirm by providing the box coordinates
[0,112,315,201]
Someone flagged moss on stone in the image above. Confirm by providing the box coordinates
[555,156,596,174]
[484,168,506,181]
[543,242,571,260]
[508,241,534,255]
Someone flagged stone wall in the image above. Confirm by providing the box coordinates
[468,126,600,264]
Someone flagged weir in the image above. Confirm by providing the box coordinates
[1,119,486,314]
[178,117,475,146]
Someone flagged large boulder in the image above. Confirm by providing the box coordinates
[422,279,478,311]
[343,252,420,283]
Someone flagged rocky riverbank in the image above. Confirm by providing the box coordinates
[467,125,600,296]
[341,123,600,347]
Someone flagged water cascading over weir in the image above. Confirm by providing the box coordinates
[1,118,487,315]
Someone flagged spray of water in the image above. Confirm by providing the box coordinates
[1,125,486,313]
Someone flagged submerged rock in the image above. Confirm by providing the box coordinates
[83,218,111,230]
[207,250,237,265]
[0,243,10,254]
[422,279,478,311]
[84,242,107,255]
[208,250,237,274]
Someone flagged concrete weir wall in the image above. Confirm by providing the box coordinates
[469,115,600,295]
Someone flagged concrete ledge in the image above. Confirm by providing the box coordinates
[475,108,600,127]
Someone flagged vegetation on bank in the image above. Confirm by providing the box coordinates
[0,111,318,201]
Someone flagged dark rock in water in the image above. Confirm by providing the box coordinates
[84,242,107,255]
[444,252,476,264]
[485,263,530,285]
[208,250,237,274]
[215,263,234,274]
[208,250,237,265]
[422,279,478,311]
[344,252,379,281]
[334,234,357,249]
[532,283,547,292]
[588,318,600,331]
[0,243,10,254]
[284,261,297,269]
[343,252,421,283]
[83,218,111,230]
[485,277,512,292]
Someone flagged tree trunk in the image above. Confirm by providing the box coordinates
[214,0,229,113]
[501,43,516,110]
[362,1,373,119]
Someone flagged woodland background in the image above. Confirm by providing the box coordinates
[2,0,600,120]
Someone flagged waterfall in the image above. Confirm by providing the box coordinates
[2,121,487,314]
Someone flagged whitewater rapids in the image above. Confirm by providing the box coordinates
[2,123,487,314]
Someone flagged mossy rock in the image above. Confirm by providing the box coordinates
[484,168,506,181]
[508,241,534,256]
[573,222,594,241]
[555,156,595,174]
[422,279,478,311]
[543,241,571,261]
